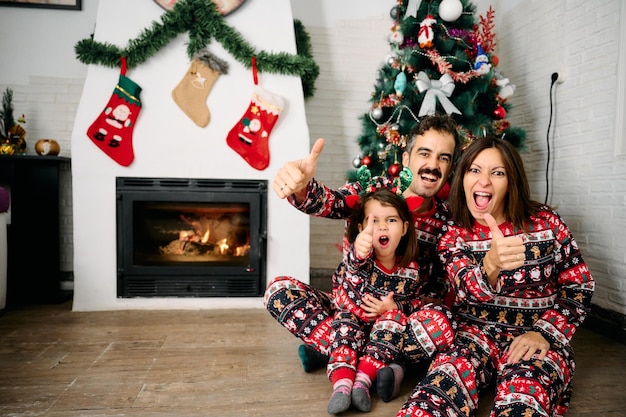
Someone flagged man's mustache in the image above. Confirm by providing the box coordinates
[417,168,442,179]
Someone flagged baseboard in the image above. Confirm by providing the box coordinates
[310,268,334,293]
[582,304,626,345]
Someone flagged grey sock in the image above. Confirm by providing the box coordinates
[327,388,351,415]
[376,363,404,402]
[351,382,371,412]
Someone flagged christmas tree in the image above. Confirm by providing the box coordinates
[348,0,525,181]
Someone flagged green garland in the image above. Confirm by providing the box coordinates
[75,0,319,97]
[293,19,316,98]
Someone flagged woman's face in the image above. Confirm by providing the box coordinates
[463,147,508,226]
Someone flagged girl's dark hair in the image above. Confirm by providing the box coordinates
[346,188,418,267]
[449,136,546,232]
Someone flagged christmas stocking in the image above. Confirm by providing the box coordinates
[226,57,285,171]
[172,49,229,127]
[86,57,141,167]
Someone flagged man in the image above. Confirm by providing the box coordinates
[264,113,460,402]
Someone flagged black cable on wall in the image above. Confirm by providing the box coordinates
[545,72,559,205]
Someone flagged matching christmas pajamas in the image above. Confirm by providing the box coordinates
[396,208,595,417]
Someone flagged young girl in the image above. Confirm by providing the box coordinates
[327,186,448,414]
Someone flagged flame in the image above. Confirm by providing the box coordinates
[235,244,250,257]
[218,238,229,254]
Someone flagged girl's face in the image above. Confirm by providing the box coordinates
[463,147,509,226]
[359,199,408,262]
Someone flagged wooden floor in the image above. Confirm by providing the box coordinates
[0,301,624,417]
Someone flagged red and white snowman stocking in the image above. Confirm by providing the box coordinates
[226,57,285,171]
[87,57,142,167]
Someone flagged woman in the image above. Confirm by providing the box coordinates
[396,136,595,417]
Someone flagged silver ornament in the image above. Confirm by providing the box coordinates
[377,142,388,161]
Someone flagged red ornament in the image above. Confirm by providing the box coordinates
[494,105,506,119]
[491,54,499,67]
[388,163,401,177]
[361,155,372,167]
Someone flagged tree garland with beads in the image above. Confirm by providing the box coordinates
[75,0,319,97]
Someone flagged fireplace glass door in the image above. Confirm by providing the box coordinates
[116,177,267,297]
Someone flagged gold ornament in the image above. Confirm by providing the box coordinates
[35,139,61,156]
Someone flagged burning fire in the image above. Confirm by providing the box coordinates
[166,213,250,258]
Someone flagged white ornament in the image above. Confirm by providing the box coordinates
[371,107,383,120]
[418,14,437,48]
[496,77,516,100]
[439,0,463,22]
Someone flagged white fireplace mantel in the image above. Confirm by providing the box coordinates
[70,0,311,311]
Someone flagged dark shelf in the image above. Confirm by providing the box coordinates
[0,154,71,305]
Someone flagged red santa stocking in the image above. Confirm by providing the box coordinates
[87,57,142,167]
[226,57,285,171]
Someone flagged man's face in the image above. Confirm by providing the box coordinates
[401,129,455,199]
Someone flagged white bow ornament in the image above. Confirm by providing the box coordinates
[415,71,462,117]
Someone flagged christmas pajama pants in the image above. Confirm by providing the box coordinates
[264,276,456,382]
[333,304,456,384]
[396,323,575,417]
[264,276,335,356]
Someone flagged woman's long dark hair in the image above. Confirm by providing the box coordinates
[347,188,418,267]
[449,136,546,232]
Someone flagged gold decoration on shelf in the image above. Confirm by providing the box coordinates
[35,139,61,156]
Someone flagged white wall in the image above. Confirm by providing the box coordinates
[0,1,97,155]
[288,1,395,270]
[493,0,626,315]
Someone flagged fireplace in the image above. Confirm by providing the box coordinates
[116,177,267,298]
